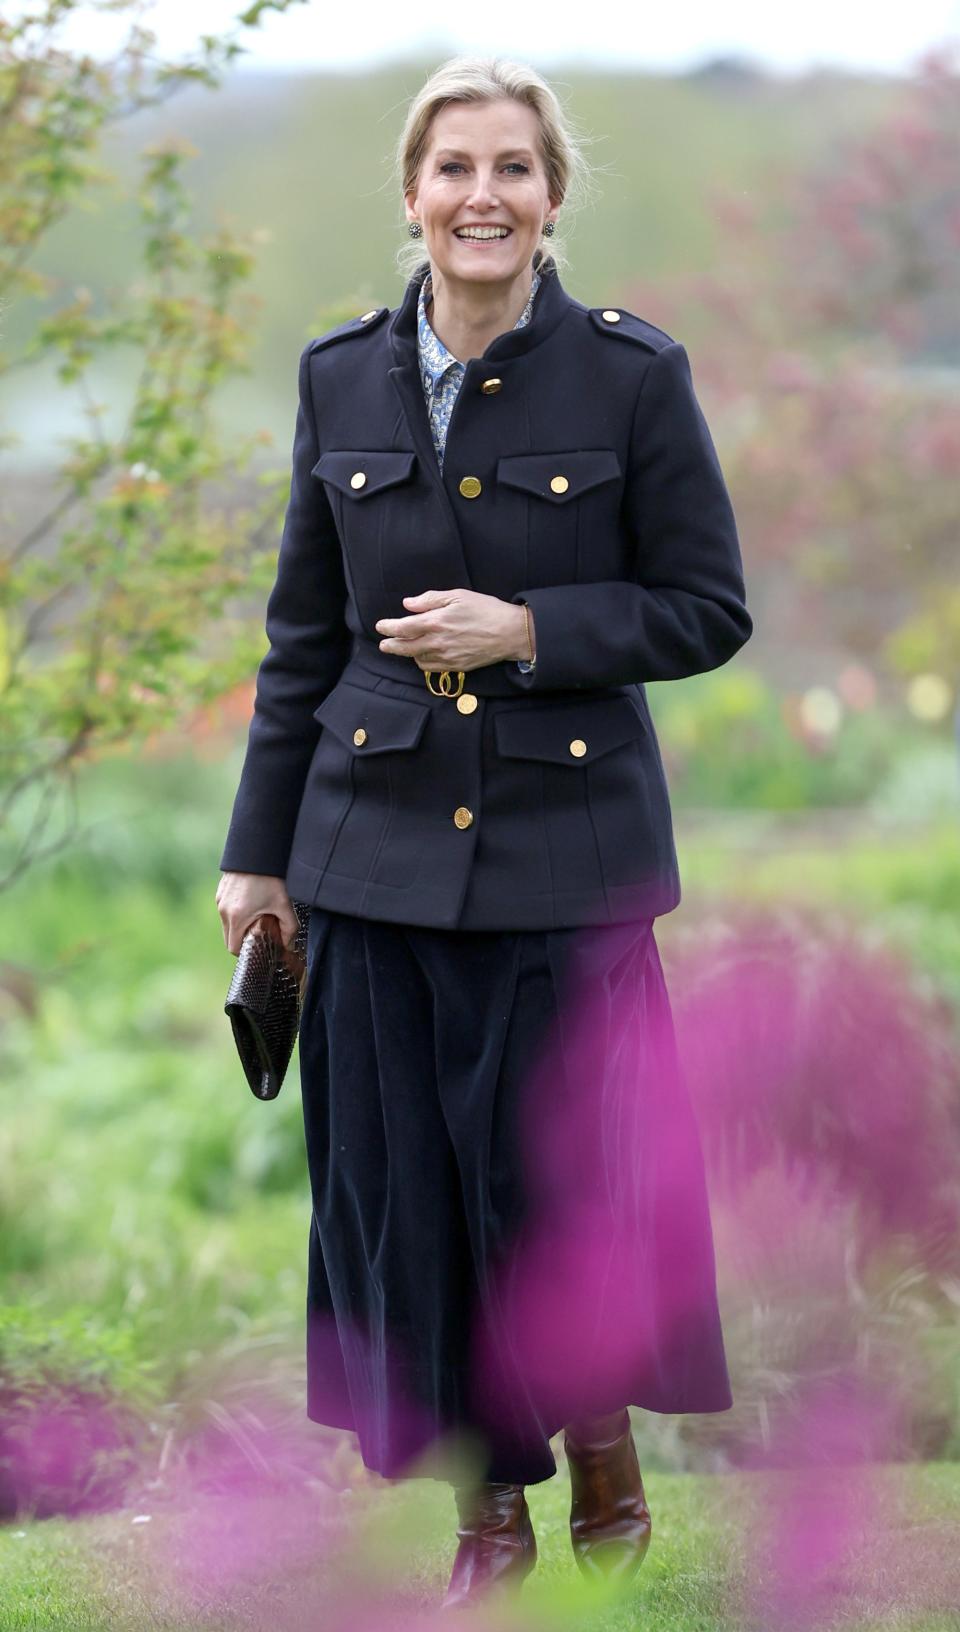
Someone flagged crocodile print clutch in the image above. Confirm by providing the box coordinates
[224,900,311,1099]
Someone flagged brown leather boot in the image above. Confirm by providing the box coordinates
[563,1408,652,1583]
[440,1480,538,1611]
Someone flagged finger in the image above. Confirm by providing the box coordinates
[378,628,435,652]
[402,590,451,609]
[279,908,300,950]
[227,911,261,954]
[376,612,434,638]
[379,638,446,661]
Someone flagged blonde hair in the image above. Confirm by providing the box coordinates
[393,56,592,282]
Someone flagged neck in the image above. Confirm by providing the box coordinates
[426,266,535,363]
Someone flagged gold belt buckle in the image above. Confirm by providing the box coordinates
[424,669,465,698]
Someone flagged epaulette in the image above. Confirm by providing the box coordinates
[587,306,675,354]
[308,305,390,354]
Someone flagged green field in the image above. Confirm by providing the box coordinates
[2,1461,958,1630]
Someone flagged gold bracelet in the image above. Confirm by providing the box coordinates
[522,602,536,665]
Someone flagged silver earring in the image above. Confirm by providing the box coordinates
[542,220,555,237]
[408,221,423,239]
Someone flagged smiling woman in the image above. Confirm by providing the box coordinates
[216,53,752,1613]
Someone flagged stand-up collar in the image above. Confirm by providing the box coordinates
[388,253,574,372]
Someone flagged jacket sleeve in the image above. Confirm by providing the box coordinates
[219,343,352,876]
[505,339,752,692]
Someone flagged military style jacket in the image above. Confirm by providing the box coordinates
[219,256,752,930]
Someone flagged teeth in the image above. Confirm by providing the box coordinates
[455,227,510,240]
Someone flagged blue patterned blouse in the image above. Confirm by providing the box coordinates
[417,269,541,470]
[416,268,541,671]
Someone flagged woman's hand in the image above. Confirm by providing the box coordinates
[375,589,532,671]
[216,872,300,955]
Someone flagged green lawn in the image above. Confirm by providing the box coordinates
[1,1461,958,1630]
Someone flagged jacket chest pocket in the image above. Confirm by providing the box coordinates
[312,450,421,590]
[496,449,622,584]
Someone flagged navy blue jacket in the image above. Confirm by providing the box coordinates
[219,256,752,930]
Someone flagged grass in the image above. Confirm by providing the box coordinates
[1,1461,958,1630]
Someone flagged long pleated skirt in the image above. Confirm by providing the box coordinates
[298,907,732,1486]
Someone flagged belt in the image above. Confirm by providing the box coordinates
[347,639,629,706]
[348,639,536,699]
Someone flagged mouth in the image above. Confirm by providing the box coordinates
[452,225,513,244]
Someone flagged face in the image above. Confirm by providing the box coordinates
[405,98,559,292]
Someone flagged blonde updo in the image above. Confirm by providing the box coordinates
[393,55,593,282]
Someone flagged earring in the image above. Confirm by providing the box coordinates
[408,221,423,238]
[542,220,556,237]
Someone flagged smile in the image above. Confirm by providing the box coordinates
[453,226,512,241]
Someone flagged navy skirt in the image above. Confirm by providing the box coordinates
[298,908,732,1486]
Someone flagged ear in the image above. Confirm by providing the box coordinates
[403,190,420,224]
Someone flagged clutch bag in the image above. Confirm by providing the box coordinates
[224,900,312,1100]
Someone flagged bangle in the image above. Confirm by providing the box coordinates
[522,603,536,665]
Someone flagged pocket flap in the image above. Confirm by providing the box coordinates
[494,695,644,765]
[314,681,430,754]
[312,450,417,499]
[496,449,621,503]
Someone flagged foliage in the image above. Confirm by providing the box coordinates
[0,0,307,889]
[648,667,957,811]
[632,44,960,692]
[662,905,960,1467]
[0,1305,159,1519]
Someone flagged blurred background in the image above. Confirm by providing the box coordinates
[2,4,960,1626]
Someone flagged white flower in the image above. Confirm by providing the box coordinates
[800,686,843,737]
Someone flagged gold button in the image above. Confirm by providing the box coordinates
[459,476,482,499]
[453,806,474,829]
[353,727,367,746]
[481,378,502,395]
[456,693,478,715]
[359,309,379,322]
[569,738,587,758]
[350,471,367,489]
[602,309,621,323]
[550,475,569,494]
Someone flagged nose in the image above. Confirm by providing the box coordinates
[463,168,500,210]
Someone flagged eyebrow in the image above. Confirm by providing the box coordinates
[432,147,536,162]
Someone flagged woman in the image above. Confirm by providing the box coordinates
[217,56,751,1611]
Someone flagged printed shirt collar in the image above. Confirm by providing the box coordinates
[417,269,541,389]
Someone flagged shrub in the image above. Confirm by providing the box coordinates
[0,1305,160,1518]
[662,905,960,1465]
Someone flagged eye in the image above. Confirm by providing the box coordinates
[439,162,464,174]
[504,163,530,174]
